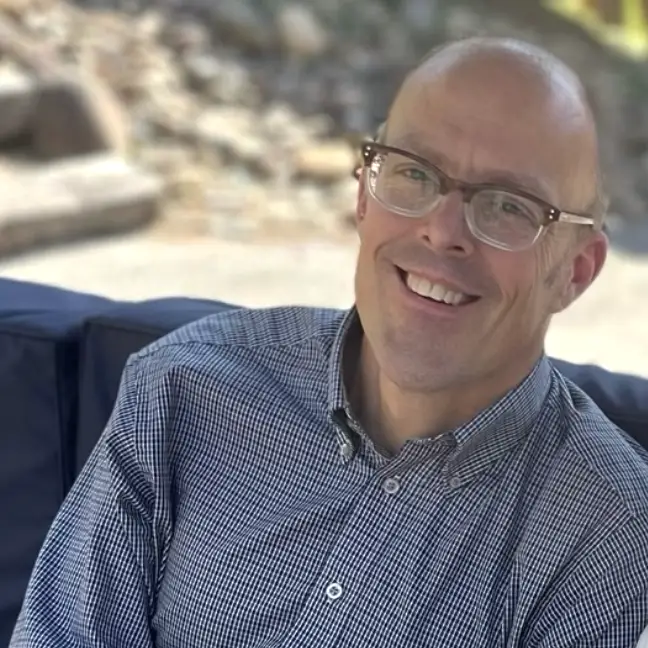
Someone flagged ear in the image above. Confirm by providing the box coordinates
[554,230,607,313]
[355,170,368,227]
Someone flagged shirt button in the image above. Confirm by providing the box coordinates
[340,442,353,461]
[325,582,343,600]
[383,477,400,494]
[449,476,462,489]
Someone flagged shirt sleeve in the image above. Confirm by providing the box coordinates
[529,513,648,648]
[9,356,174,647]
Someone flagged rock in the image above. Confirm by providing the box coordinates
[0,0,38,18]
[143,87,197,139]
[0,153,162,257]
[194,107,272,177]
[182,51,222,91]
[333,78,370,133]
[276,4,328,59]
[208,0,272,53]
[182,52,258,105]
[78,69,131,155]
[136,143,210,208]
[134,9,164,41]
[400,0,439,33]
[136,142,195,176]
[445,6,486,40]
[0,64,36,144]
[260,103,331,146]
[31,74,130,159]
[163,163,209,208]
[207,173,260,239]
[293,140,355,182]
[160,18,211,54]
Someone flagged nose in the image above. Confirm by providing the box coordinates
[416,192,475,257]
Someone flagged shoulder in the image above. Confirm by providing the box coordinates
[114,305,347,417]
[550,367,648,520]
[124,305,345,377]
[138,305,346,356]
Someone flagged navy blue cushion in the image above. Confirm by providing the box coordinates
[554,360,648,449]
[75,298,239,476]
[0,279,111,648]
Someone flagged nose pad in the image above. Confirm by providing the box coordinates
[417,193,475,255]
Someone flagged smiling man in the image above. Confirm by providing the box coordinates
[11,37,648,648]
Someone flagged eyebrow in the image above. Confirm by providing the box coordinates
[389,135,554,203]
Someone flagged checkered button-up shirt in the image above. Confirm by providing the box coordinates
[10,307,648,647]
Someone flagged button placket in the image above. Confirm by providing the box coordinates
[275,468,406,647]
[339,441,353,462]
[449,476,462,489]
[325,582,343,601]
[382,476,401,494]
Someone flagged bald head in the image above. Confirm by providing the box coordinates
[383,37,606,226]
[415,38,585,97]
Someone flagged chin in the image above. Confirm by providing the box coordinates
[389,364,464,393]
[377,337,470,393]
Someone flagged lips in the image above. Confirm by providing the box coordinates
[397,268,480,307]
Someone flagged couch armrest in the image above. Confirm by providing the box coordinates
[0,278,111,647]
[76,297,239,477]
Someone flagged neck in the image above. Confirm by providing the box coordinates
[351,335,544,455]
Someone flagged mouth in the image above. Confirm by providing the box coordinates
[396,268,481,309]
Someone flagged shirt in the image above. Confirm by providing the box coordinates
[10,306,648,648]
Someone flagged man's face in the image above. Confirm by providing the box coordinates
[354,56,607,393]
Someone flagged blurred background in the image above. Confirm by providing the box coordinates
[0,0,644,374]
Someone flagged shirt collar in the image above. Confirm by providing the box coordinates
[327,307,357,409]
[326,307,553,479]
[443,356,553,483]
[326,307,359,451]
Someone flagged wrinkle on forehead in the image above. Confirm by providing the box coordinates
[386,38,600,212]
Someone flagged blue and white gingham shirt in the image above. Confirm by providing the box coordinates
[10,306,648,647]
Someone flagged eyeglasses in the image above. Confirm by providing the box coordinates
[357,142,596,252]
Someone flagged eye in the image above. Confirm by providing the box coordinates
[474,191,543,228]
[395,165,432,182]
[501,200,527,217]
[493,195,538,224]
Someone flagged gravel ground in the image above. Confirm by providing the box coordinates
[0,229,645,377]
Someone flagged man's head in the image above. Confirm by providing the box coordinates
[354,37,607,400]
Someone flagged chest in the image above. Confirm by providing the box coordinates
[151,455,557,648]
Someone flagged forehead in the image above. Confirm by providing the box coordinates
[386,65,592,205]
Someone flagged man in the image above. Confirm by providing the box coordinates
[10,37,648,647]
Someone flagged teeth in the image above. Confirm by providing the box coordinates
[405,273,469,305]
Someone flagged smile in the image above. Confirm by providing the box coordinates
[398,269,480,308]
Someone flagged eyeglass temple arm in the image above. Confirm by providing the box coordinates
[351,121,385,179]
[559,211,596,226]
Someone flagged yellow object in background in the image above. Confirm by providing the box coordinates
[544,0,648,57]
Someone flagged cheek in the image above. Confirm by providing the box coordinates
[491,243,568,323]
[357,205,408,271]
[354,209,383,301]
[355,205,409,302]
[486,251,545,316]
[358,202,406,243]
